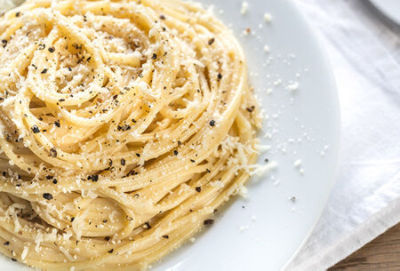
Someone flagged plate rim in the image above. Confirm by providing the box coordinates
[282,0,341,268]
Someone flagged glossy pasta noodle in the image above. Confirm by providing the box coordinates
[0,0,260,269]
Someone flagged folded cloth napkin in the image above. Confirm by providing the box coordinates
[286,0,400,270]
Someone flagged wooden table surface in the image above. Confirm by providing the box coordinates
[330,223,400,270]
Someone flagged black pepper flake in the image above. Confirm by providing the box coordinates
[117,124,131,131]
[152,53,157,60]
[59,98,65,102]
[54,120,60,127]
[41,68,48,74]
[206,169,211,173]
[104,236,110,241]
[43,193,53,200]
[15,12,20,17]
[108,249,114,253]
[144,222,151,229]
[203,219,214,226]
[70,217,75,222]
[87,174,99,182]
[208,38,215,45]
[53,179,58,184]
[135,153,140,158]
[159,14,166,20]
[195,186,201,192]
[31,125,40,133]
[50,148,57,157]
[217,73,223,80]
[120,159,126,166]
[190,159,195,163]
[209,120,216,127]
[3,241,9,246]
[113,95,118,100]
[162,235,169,239]
[48,47,55,53]
[1,39,7,48]
[264,158,269,163]
[246,106,255,113]
[72,43,83,50]
[131,119,136,123]
[46,175,53,180]
[11,258,17,262]
[127,169,138,176]
[173,150,178,156]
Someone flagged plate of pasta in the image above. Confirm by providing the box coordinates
[0,0,339,270]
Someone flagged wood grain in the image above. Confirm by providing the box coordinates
[329,223,400,270]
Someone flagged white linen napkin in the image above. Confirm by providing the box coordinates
[286,0,400,270]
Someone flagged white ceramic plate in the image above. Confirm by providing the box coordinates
[368,0,400,26]
[0,0,340,270]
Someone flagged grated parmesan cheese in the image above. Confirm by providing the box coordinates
[35,232,43,253]
[273,79,282,86]
[264,13,272,23]
[249,161,278,177]
[256,144,271,153]
[240,2,248,15]
[287,82,299,91]
[21,246,29,261]
[239,225,249,232]
[238,186,248,198]
[294,159,302,168]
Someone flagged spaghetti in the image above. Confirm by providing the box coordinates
[0,0,260,269]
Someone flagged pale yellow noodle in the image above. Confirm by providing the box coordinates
[0,0,260,270]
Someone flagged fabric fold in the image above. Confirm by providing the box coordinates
[286,0,400,270]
